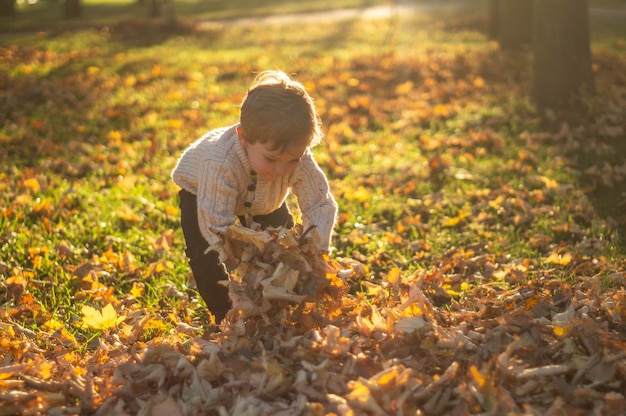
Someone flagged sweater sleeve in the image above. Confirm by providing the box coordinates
[291,152,338,250]
[196,155,239,262]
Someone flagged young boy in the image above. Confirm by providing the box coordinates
[172,70,338,324]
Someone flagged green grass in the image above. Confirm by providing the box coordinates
[3,0,394,32]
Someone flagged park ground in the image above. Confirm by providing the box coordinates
[1,0,626,414]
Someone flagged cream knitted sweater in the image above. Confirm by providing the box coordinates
[172,124,337,260]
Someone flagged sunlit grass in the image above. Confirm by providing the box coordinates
[5,0,393,32]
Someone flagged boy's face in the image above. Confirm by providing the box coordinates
[238,127,307,181]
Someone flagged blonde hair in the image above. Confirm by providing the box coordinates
[239,70,322,151]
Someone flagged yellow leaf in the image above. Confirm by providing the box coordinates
[130,282,145,298]
[167,90,182,100]
[386,267,401,284]
[434,104,449,117]
[143,316,169,333]
[553,325,569,337]
[102,247,118,262]
[34,360,54,380]
[33,199,54,217]
[14,194,32,206]
[394,80,414,95]
[165,204,178,216]
[80,303,124,331]
[107,130,122,145]
[371,365,401,388]
[488,195,505,211]
[28,246,48,259]
[347,379,387,414]
[403,303,424,317]
[55,327,79,349]
[73,366,88,377]
[385,232,403,244]
[6,274,26,288]
[539,176,559,189]
[23,178,40,192]
[446,288,461,297]
[42,319,64,331]
[443,210,470,227]
[124,75,137,86]
[168,119,183,129]
[348,186,371,202]
[469,365,486,387]
[0,363,29,381]
[6,326,16,337]
[350,230,369,245]
[547,252,572,265]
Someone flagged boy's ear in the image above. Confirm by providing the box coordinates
[237,126,248,147]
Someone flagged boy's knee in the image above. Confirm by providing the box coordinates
[186,249,226,280]
[186,247,218,263]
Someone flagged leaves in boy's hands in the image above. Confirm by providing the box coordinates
[224,225,343,322]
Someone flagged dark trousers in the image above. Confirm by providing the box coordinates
[178,189,294,323]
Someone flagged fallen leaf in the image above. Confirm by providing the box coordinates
[80,304,125,331]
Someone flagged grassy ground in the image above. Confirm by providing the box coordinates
[3,0,625,34]
[1,1,625,414]
[3,0,395,33]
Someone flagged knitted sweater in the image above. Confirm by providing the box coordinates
[172,124,337,260]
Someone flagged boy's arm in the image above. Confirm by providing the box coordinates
[196,157,239,262]
[292,153,338,250]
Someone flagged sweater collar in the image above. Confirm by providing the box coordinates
[232,124,256,177]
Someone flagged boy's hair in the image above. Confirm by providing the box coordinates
[239,70,322,152]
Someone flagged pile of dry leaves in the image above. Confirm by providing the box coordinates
[88,226,624,415]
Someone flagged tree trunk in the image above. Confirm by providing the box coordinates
[495,0,533,49]
[0,0,15,16]
[531,0,594,110]
[488,0,499,39]
[150,0,160,17]
[149,0,176,25]
[65,0,82,18]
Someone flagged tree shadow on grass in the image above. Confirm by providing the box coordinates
[425,12,626,252]
[551,112,625,251]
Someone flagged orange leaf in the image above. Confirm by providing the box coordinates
[386,267,401,284]
[469,365,486,387]
[22,178,40,192]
